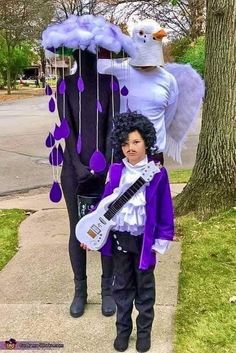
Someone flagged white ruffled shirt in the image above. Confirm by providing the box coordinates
[113,157,170,254]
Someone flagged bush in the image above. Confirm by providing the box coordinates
[172,36,205,77]
[170,37,192,61]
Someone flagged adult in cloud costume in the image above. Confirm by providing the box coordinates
[42,14,136,318]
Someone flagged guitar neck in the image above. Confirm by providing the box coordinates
[104,177,146,221]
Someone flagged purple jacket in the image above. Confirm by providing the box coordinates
[100,161,174,270]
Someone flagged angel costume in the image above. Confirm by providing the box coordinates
[98,19,205,163]
[98,59,178,153]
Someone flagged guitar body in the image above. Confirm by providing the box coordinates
[75,192,118,250]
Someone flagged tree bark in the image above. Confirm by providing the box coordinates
[175,0,236,219]
[6,45,12,95]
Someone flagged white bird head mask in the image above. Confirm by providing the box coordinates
[129,20,167,67]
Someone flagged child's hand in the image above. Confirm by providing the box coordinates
[80,243,91,251]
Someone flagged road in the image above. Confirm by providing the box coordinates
[0,96,201,195]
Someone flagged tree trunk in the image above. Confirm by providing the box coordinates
[40,47,46,75]
[6,44,12,95]
[175,0,236,219]
[6,65,11,95]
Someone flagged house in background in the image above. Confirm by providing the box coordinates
[45,57,71,78]
[22,57,70,80]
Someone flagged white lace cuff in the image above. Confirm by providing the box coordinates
[151,239,170,254]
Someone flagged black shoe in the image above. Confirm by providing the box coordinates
[114,335,130,352]
[136,336,151,353]
[102,294,116,316]
[70,296,87,318]
[101,276,116,316]
[70,278,87,318]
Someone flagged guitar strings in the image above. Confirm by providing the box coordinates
[105,178,146,220]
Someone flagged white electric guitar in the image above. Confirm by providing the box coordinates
[75,161,160,250]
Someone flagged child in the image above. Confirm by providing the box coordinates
[81,112,174,352]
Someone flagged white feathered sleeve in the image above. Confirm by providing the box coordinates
[164,63,205,163]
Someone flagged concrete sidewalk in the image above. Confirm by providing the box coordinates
[0,186,182,353]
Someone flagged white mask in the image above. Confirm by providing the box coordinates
[129,20,167,67]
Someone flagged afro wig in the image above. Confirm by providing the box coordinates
[111,112,158,160]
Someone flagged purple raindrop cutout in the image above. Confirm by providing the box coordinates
[58,143,64,162]
[76,134,82,154]
[53,123,62,141]
[49,181,62,203]
[45,84,52,96]
[49,146,63,166]
[60,118,70,139]
[77,77,84,92]
[96,100,103,113]
[45,132,55,148]
[110,80,119,92]
[59,79,66,94]
[89,150,106,173]
[49,97,56,112]
[121,85,129,96]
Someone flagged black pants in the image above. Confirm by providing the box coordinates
[61,169,113,281]
[112,232,155,338]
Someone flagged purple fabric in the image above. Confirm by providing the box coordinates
[45,84,52,96]
[100,161,174,270]
[45,132,55,148]
[60,118,70,139]
[54,123,62,141]
[96,100,103,113]
[49,97,56,112]
[76,134,82,154]
[49,146,63,166]
[58,79,66,94]
[110,80,119,92]
[49,181,62,203]
[89,150,106,172]
[120,85,129,96]
[77,76,85,92]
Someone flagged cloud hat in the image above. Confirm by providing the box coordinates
[42,14,135,57]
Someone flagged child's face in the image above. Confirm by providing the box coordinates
[121,130,147,165]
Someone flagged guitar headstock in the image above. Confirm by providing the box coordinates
[142,161,160,182]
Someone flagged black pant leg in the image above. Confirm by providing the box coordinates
[112,250,136,337]
[61,170,113,281]
[61,171,87,280]
[101,254,113,278]
[134,255,155,338]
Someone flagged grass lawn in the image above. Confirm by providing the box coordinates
[169,168,192,184]
[0,209,26,271]
[174,209,236,353]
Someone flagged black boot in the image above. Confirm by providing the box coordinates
[136,336,151,353]
[114,335,130,352]
[101,276,116,317]
[70,278,87,318]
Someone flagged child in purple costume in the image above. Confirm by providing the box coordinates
[82,112,174,352]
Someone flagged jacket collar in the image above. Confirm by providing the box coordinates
[111,160,158,202]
